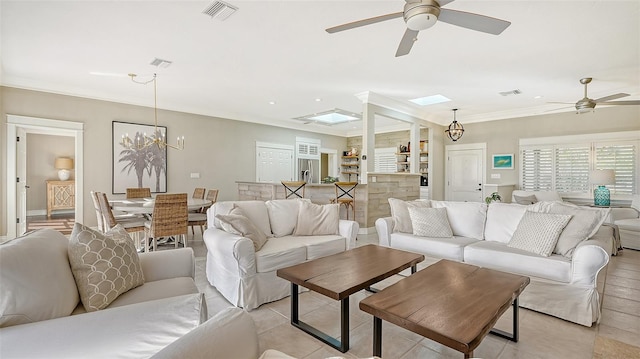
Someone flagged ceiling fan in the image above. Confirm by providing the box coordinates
[325,0,511,57]
[548,78,640,113]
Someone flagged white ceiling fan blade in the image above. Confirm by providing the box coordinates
[438,8,511,35]
[547,101,575,105]
[594,93,629,103]
[326,12,403,33]
[396,29,419,57]
[438,0,456,6]
[598,100,640,106]
[545,106,574,112]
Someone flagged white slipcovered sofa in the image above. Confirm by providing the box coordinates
[0,228,257,359]
[611,195,640,250]
[203,199,359,311]
[376,200,614,327]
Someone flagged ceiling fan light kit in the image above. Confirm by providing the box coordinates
[404,0,440,31]
[445,108,464,142]
[549,77,640,114]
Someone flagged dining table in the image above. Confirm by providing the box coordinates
[109,197,212,217]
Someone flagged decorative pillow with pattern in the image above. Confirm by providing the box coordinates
[388,198,431,233]
[507,211,572,257]
[216,205,268,251]
[407,207,453,238]
[68,223,145,312]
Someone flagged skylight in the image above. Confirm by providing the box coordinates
[295,109,361,126]
[409,94,451,106]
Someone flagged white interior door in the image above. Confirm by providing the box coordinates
[447,147,485,202]
[16,128,28,235]
[256,143,294,183]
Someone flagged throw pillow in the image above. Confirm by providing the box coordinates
[216,206,268,251]
[407,207,453,238]
[388,198,431,233]
[546,202,610,257]
[514,194,538,205]
[68,223,145,312]
[507,211,572,257]
[293,201,339,236]
[265,199,309,237]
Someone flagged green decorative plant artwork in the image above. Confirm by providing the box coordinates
[492,154,514,169]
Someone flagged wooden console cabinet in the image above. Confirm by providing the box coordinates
[46,180,75,218]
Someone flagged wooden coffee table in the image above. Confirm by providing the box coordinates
[276,245,424,353]
[359,259,530,359]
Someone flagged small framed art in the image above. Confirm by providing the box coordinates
[492,154,514,170]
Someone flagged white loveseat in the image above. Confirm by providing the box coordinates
[0,228,256,359]
[611,195,640,250]
[203,199,359,311]
[376,200,614,327]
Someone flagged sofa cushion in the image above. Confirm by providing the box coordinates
[616,218,640,232]
[0,229,79,328]
[464,241,571,283]
[388,198,431,233]
[485,202,530,243]
[288,235,346,260]
[216,206,268,251]
[513,194,538,205]
[408,207,453,238]
[430,201,487,240]
[265,199,304,237]
[68,223,145,312]
[293,201,339,236]
[507,211,572,257]
[389,232,478,262]
[213,201,273,237]
[255,237,307,273]
[0,293,206,359]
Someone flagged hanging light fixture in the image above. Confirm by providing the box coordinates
[120,73,185,150]
[445,108,464,141]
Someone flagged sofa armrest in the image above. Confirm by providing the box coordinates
[152,307,260,359]
[571,226,612,286]
[203,227,257,277]
[375,217,393,247]
[611,207,640,222]
[139,247,195,282]
[339,220,359,250]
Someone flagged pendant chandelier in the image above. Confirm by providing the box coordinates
[120,73,184,150]
[445,108,464,141]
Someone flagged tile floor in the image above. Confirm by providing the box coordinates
[187,231,640,359]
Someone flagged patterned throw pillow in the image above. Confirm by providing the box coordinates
[68,223,145,312]
[407,207,453,238]
[508,211,572,257]
[216,206,268,251]
[388,198,431,233]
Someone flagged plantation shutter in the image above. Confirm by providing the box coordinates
[594,142,637,195]
[555,145,590,194]
[374,147,397,173]
[521,147,553,191]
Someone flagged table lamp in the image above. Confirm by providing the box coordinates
[55,157,74,181]
[590,169,615,206]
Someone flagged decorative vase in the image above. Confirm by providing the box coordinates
[594,185,610,207]
[58,169,71,181]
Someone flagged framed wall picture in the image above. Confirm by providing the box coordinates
[492,154,514,170]
[112,121,167,194]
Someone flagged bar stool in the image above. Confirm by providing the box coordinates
[281,181,306,199]
[334,182,358,220]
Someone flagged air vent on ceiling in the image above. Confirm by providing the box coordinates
[202,1,238,21]
[150,58,172,68]
[499,89,522,96]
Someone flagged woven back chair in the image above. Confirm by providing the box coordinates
[281,181,306,199]
[192,188,206,199]
[334,182,358,220]
[90,191,105,232]
[126,187,151,199]
[188,189,219,236]
[146,193,188,251]
[97,192,146,248]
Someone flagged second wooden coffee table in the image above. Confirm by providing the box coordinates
[276,244,424,353]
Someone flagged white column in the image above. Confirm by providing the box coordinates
[361,104,375,184]
[410,122,421,173]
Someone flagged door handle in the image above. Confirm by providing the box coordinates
[25,185,30,189]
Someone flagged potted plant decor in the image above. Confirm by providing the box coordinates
[485,192,502,205]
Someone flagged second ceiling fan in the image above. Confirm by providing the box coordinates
[326,0,511,57]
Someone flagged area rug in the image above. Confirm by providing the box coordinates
[27,217,75,235]
[593,335,640,359]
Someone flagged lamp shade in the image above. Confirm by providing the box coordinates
[55,157,74,170]
[590,169,615,185]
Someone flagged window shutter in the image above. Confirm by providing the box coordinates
[521,147,553,191]
[555,145,590,194]
[374,147,397,173]
[595,142,637,195]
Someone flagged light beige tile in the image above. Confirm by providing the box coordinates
[599,309,640,335]
[264,291,330,319]
[607,268,640,280]
[602,283,640,301]
[346,320,418,359]
[258,323,323,358]
[602,295,640,316]
[248,307,289,334]
[597,324,640,348]
[593,335,640,359]
[303,346,359,359]
[605,275,640,290]
[399,343,453,359]
[498,344,547,359]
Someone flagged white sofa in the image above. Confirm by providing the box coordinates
[611,196,640,250]
[0,228,256,358]
[203,199,359,311]
[376,200,614,327]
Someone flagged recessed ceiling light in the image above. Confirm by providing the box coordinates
[315,98,322,102]
[409,94,451,106]
[294,109,361,126]
[269,101,276,105]
[534,95,543,99]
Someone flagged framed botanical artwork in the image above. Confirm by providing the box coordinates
[492,154,514,170]
[112,121,167,194]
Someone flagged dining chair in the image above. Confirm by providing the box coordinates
[334,182,358,220]
[188,189,219,236]
[144,193,188,252]
[126,187,151,199]
[90,191,105,232]
[97,192,146,249]
[192,188,206,200]
[281,181,306,199]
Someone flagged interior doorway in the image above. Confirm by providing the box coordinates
[445,143,486,202]
[5,115,84,238]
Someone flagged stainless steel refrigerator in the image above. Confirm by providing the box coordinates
[298,158,320,184]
